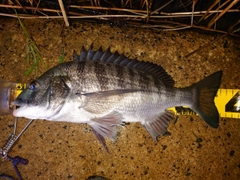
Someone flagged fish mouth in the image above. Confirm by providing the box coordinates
[11,99,24,111]
[15,105,20,109]
[11,101,20,107]
[11,100,27,117]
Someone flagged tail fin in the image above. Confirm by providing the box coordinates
[190,71,222,128]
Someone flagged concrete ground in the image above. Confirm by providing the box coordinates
[0,19,239,180]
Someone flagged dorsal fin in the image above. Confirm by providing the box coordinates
[73,46,174,87]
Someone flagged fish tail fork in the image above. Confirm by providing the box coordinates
[190,71,223,128]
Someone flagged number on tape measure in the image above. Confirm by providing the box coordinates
[225,91,240,112]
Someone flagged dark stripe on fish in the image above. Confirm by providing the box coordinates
[138,73,151,91]
[93,61,108,91]
[127,67,136,89]
[77,61,86,74]
[153,78,163,92]
[116,65,125,88]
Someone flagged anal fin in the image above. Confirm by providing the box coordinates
[142,110,174,141]
[91,128,109,153]
[89,112,122,152]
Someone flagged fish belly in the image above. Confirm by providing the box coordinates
[48,99,94,123]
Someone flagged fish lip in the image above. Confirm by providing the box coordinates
[11,101,25,116]
[11,98,27,106]
[11,100,21,107]
[11,99,25,110]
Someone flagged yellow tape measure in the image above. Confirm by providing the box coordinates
[215,89,240,119]
[168,89,240,119]
[14,84,240,119]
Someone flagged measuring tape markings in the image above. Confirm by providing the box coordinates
[215,89,240,119]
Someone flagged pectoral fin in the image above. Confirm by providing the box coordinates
[78,89,142,114]
[89,112,122,152]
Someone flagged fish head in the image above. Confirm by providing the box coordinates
[12,69,72,120]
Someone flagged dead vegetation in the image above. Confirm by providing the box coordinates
[0,0,239,37]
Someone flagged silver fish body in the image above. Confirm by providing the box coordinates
[12,47,222,151]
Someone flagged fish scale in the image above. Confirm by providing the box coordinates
[12,46,222,152]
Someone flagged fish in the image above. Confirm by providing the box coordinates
[12,46,222,151]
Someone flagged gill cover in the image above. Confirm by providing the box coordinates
[12,74,72,119]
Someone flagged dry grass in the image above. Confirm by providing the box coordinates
[0,0,239,37]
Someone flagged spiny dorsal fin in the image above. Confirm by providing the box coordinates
[73,46,174,87]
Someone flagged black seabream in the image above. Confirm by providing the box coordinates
[12,46,222,151]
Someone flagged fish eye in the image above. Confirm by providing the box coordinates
[29,81,40,90]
